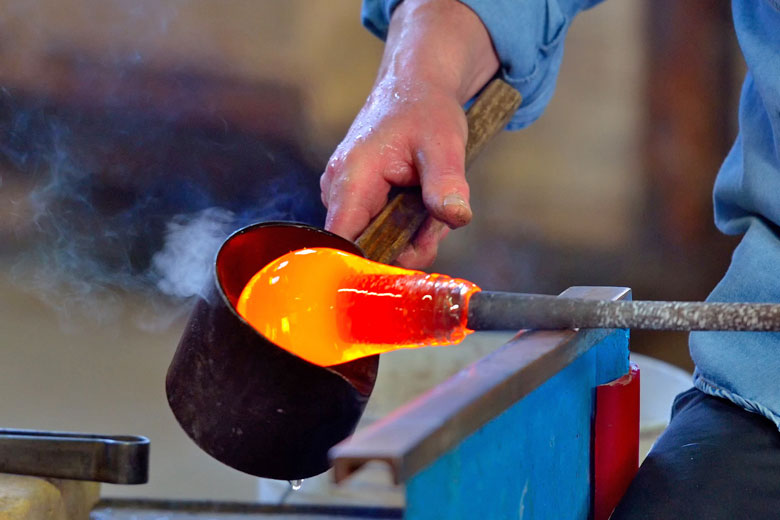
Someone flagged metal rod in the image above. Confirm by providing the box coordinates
[330,286,630,484]
[467,291,780,331]
[0,429,149,484]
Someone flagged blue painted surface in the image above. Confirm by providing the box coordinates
[405,329,629,520]
[595,329,630,386]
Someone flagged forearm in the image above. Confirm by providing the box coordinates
[378,0,500,104]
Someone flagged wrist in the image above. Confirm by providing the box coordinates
[378,0,499,104]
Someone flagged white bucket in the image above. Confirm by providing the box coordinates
[630,353,693,460]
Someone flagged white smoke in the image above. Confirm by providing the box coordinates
[149,206,235,299]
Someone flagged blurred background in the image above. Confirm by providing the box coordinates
[0,0,743,506]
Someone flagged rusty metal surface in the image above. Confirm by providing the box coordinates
[329,286,631,484]
[468,291,780,331]
[0,429,149,484]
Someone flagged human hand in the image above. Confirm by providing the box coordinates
[320,0,499,268]
[321,79,472,268]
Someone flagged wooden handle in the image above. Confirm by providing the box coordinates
[355,78,522,264]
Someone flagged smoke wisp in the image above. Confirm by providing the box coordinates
[1,82,325,329]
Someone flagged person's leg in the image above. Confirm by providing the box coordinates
[612,387,780,519]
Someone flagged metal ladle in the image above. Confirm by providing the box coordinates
[165,79,522,480]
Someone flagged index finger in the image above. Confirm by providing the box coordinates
[323,157,392,241]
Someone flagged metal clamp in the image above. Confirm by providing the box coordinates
[0,429,149,484]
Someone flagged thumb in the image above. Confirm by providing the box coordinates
[415,135,472,229]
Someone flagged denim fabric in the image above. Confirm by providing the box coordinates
[689,2,780,430]
[612,388,780,519]
[362,0,780,429]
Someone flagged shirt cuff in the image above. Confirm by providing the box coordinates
[362,0,597,130]
[361,0,405,40]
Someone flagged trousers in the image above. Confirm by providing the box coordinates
[612,387,780,519]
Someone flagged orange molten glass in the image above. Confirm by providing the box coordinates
[236,248,481,366]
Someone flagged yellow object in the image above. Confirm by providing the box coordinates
[0,474,100,520]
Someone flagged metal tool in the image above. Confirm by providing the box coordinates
[0,429,149,484]
[331,286,630,484]
[331,287,633,520]
[167,221,377,481]
[166,79,523,480]
[467,291,780,331]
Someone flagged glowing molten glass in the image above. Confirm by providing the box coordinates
[236,248,481,366]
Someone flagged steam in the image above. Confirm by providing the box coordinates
[0,91,325,331]
[150,207,234,299]
[0,2,331,332]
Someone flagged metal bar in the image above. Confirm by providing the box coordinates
[330,286,631,484]
[0,429,149,484]
[93,498,404,518]
[468,291,780,331]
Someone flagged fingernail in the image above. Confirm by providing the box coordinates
[442,193,467,208]
[442,193,472,225]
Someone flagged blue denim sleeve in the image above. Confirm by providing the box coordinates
[362,0,602,130]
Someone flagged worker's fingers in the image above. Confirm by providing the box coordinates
[322,152,394,241]
[394,217,451,268]
[321,139,417,211]
[321,82,471,266]
[321,104,418,241]
[413,125,472,230]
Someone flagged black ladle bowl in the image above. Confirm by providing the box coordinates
[165,79,522,480]
[166,222,378,480]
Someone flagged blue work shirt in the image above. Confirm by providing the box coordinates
[363,0,780,429]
